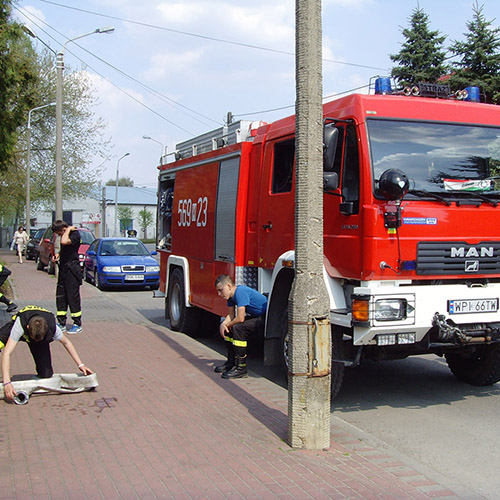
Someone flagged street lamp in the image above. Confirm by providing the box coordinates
[26,103,56,235]
[55,26,115,221]
[142,135,165,163]
[114,153,130,237]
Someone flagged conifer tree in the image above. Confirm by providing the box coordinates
[390,6,447,86]
[448,2,500,103]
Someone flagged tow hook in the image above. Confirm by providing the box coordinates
[432,312,489,344]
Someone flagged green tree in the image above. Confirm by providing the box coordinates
[448,2,500,103]
[138,208,154,239]
[0,0,39,172]
[117,206,133,234]
[106,176,134,187]
[390,6,447,86]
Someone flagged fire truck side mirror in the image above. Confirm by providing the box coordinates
[323,172,339,191]
[323,124,339,172]
[376,169,409,201]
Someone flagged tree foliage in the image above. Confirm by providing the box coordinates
[390,6,447,85]
[138,208,154,239]
[0,0,39,172]
[448,2,500,103]
[106,176,134,187]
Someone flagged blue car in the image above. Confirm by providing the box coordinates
[83,238,160,290]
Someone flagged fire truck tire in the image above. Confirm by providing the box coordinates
[445,343,500,386]
[168,268,201,336]
[279,309,345,398]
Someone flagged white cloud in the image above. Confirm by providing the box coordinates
[142,48,206,83]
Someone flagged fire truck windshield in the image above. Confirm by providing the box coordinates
[368,119,500,200]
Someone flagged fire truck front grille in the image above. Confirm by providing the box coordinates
[416,241,500,275]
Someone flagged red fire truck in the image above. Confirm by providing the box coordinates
[157,79,500,395]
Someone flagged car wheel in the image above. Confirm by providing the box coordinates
[84,267,91,283]
[47,259,55,275]
[36,255,44,271]
[94,271,106,290]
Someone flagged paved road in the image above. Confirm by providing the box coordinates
[99,285,500,499]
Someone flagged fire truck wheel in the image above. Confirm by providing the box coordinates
[445,343,500,386]
[168,268,201,336]
[279,309,345,398]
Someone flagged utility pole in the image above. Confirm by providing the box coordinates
[288,0,331,449]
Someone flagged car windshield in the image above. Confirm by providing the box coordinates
[99,240,150,256]
[368,119,500,200]
[79,230,95,244]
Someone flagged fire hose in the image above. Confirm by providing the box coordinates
[1,373,98,404]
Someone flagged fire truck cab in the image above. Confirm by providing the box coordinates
[157,79,500,396]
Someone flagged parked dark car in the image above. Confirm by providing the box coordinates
[83,238,160,290]
[26,227,46,261]
[37,226,95,275]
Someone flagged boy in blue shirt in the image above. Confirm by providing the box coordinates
[214,274,268,379]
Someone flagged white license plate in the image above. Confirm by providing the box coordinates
[448,298,499,314]
[125,274,144,281]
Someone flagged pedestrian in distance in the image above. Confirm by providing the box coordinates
[0,264,17,313]
[214,274,268,379]
[0,305,93,403]
[13,226,29,264]
[52,220,83,334]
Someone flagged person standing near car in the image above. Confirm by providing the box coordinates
[52,220,83,334]
[13,226,28,264]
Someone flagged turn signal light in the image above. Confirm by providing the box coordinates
[352,299,369,322]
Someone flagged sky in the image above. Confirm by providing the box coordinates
[13,0,500,190]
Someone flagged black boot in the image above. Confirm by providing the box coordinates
[214,341,235,373]
[222,356,247,379]
[214,360,235,373]
[6,302,18,313]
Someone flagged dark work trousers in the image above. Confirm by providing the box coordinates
[0,321,54,378]
[0,268,11,306]
[56,261,82,327]
[231,316,264,365]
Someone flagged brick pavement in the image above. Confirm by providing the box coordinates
[0,249,467,499]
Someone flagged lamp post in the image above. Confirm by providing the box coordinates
[114,153,130,237]
[55,27,115,221]
[26,103,56,235]
[142,135,165,163]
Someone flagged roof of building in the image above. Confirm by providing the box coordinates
[104,186,157,205]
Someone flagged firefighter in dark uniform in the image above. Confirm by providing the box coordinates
[52,220,83,334]
[0,305,93,402]
[0,264,17,312]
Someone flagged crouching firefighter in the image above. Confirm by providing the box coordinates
[0,305,93,402]
[0,264,17,312]
[52,221,83,335]
[214,275,268,379]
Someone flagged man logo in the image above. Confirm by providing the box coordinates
[451,246,494,258]
[465,260,479,272]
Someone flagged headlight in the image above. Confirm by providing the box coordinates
[374,299,407,321]
[146,266,160,273]
[103,266,121,273]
